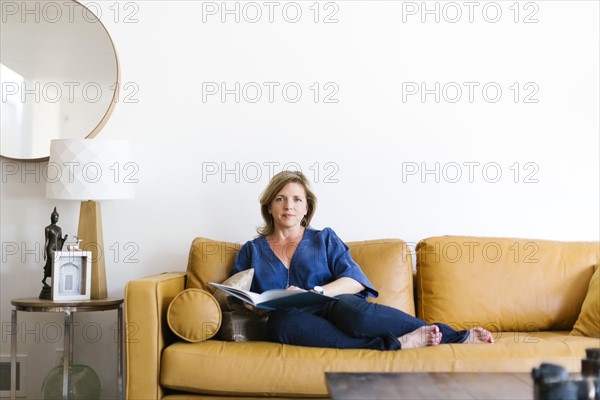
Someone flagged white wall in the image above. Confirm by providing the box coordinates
[1,1,598,398]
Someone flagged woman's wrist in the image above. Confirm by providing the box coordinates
[312,286,325,295]
[317,278,364,297]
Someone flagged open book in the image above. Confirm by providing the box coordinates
[209,282,336,310]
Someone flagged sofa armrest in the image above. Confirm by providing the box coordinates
[125,272,186,400]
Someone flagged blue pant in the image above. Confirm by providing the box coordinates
[267,294,469,350]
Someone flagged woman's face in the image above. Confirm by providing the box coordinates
[269,182,308,231]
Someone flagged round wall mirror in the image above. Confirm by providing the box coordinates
[0,0,119,161]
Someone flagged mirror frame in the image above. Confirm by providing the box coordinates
[0,0,120,162]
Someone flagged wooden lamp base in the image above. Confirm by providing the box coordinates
[77,200,107,299]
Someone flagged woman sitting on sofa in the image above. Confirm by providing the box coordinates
[231,170,494,350]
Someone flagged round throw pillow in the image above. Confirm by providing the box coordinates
[167,289,222,342]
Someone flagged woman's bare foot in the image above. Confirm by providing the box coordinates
[463,327,494,344]
[399,325,442,349]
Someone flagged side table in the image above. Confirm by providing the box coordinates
[10,297,124,400]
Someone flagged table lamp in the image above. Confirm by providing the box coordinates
[46,139,134,299]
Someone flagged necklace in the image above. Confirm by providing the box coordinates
[269,228,305,289]
[285,243,296,289]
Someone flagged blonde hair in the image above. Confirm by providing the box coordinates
[257,171,317,237]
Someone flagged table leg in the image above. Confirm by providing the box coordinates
[69,313,74,365]
[63,310,72,400]
[117,305,123,400]
[10,307,17,400]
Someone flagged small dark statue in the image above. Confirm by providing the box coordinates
[39,207,68,300]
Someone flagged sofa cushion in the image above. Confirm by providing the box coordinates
[160,333,600,397]
[348,239,415,315]
[571,266,600,337]
[186,238,241,292]
[417,236,600,332]
[167,289,221,342]
[186,237,415,315]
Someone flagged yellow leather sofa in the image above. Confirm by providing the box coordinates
[125,236,600,399]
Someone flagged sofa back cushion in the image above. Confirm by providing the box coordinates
[416,236,599,332]
[186,237,415,315]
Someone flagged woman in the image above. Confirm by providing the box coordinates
[231,171,493,350]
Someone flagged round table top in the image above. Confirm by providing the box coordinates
[11,297,123,311]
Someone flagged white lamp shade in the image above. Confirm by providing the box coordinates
[46,139,135,200]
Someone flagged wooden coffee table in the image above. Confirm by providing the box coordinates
[326,372,534,400]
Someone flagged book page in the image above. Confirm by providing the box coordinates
[209,282,262,305]
[209,283,337,310]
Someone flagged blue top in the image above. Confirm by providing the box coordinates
[231,227,378,298]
